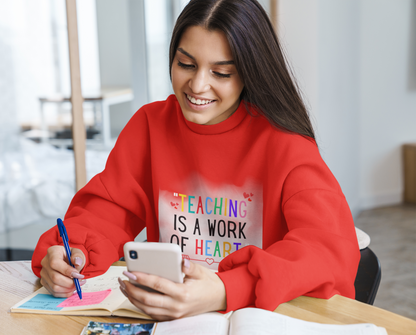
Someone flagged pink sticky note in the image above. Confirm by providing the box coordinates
[57,289,112,308]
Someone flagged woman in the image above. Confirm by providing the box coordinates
[32,0,360,321]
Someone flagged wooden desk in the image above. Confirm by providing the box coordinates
[1,261,415,335]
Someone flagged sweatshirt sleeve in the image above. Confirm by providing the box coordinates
[32,109,154,278]
[217,163,361,312]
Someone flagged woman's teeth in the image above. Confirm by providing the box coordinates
[186,94,213,105]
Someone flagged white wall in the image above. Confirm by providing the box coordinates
[95,0,131,89]
[278,0,416,216]
[278,0,361,215]
[77,0,101,94]
[144,0,172,102]
[359,0,416,209]
[316,0,360,214]
[95,0,138,138]
[276,0,319,121]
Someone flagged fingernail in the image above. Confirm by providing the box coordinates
[71,272,85,279]
[74,257,83,266]
[120,286,128,297]
[123,271,137,281]
[80,279,87,286]
[184,258,190,268]
[118,277,126,290]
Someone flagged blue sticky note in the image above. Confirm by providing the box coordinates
[18,294,66,311]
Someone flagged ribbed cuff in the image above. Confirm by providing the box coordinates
[217,264,257,312]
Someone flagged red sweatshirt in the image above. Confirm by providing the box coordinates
[32,95,360,312]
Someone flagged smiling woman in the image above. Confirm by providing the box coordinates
[171,26,244,125]
[31,0,360,322]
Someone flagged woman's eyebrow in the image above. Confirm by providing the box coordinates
[177,48,195,60]
[213,60,235,65]
[177,47,235,66]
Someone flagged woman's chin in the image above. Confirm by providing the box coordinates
[182,113,207,125]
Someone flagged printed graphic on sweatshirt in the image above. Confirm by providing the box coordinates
[158,178,263,270]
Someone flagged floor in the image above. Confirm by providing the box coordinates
[355,203,416,321]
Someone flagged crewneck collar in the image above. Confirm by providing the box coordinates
[177,98,248,135]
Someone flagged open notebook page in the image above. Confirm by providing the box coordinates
[56,265,127,312]
[155,312,229,335]
[229,308,387,335]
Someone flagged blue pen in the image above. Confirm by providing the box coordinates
[57,218,82,300]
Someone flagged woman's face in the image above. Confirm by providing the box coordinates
[171,26,244,125]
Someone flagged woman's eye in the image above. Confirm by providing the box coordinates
[213,72,231,79]
[177,61,231,78]
[177,61,194,69]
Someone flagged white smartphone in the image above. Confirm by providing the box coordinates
[123,242,184,290]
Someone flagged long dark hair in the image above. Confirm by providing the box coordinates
[169,0,315,140]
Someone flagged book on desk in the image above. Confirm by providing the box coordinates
[79,309,388,335]
[10,266,151,319]
[10,266,387,335]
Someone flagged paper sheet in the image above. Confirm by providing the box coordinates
[57,289,112,308]
[17,294,66,311]
[14,267,127,312]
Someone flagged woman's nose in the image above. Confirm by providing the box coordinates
[189,70,210,93]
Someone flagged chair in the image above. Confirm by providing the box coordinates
[354,247,382,305]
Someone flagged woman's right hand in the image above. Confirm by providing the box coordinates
[40,245,87,297]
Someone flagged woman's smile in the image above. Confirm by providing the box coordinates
[185,93,215,106]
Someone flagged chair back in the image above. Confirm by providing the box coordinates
[354,247,381,305]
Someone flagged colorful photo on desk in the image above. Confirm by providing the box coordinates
[81,321,155,335]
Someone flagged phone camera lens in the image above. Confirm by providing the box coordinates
[129,250,138,259]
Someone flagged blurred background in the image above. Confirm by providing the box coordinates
[0,0,415,319]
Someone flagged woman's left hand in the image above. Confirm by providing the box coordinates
[118,259,226,321]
